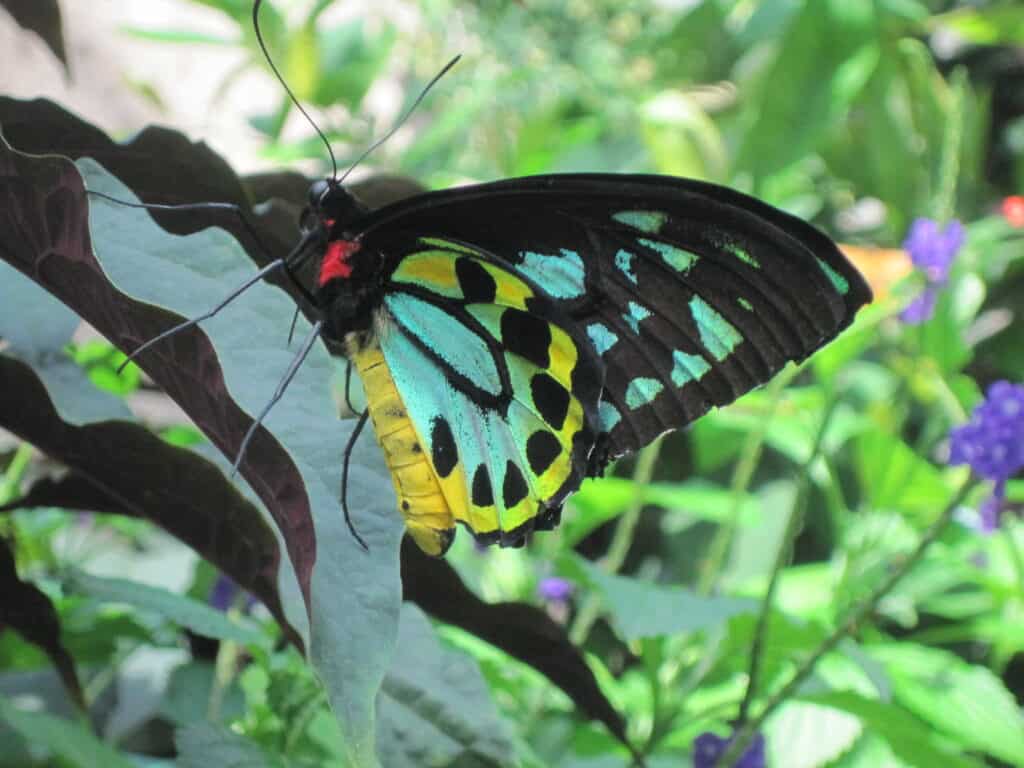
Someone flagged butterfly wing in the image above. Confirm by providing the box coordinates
[364,238,603,548]
[350,174,871,464]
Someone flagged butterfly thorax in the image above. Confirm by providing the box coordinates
[305,180,384,341]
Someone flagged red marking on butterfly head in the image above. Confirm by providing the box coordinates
[319,239,360,286]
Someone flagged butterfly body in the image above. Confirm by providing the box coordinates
[307,174,871,555]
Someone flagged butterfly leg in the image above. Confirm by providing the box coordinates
[340,408,371,551]
[117,258,288,372]
[87,190,323,362]
[343,359,358,415]
[232,319,324,474]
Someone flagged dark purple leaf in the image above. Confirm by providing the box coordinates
[1,0,67,71]
[0,359,300,647]
[0,537,84,711]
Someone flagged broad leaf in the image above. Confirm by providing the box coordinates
[176,722,287,768]
[0,0,67,69]
[0,540,84,712]
[376,605,513,768]
[868,643,1024,766]
[565,558,756,641]
[66,570,264,646]
[401,539,627,744]
[801,691,985,768]
[0,696,135,768]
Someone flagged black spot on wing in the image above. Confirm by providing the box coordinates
[502,461,529,508]
[534,505,562,531]
[456,257,497,304]
[530,373,570,430]
[526,430,561,476]
[471,464,494,507]
[430,417,458,478]
[501,309,551,368]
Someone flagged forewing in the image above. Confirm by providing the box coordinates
[377,239,602,545]
[352,174,870,461]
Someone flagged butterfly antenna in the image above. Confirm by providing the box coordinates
[338,54,462,184]
[232,319,324,476]
[253,0,338,181]
[340,409,371,551]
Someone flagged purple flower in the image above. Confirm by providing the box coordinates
[208,573,258,613]
[904,218,964,283]
[898,285,937,325]
[949,380,1024,532]
[900,218,964,323]
[537,577,574,603]
[693,731,766,768]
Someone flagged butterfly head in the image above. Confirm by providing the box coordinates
[303,178,367,233]
[304,179,379,340]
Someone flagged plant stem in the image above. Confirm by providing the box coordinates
[0,442,33,505]
[714,480,972,767]
[569,437,663,646]
[736,396,838,725]
[698,367,797,595]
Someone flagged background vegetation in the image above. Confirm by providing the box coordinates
[1,0,1024,766]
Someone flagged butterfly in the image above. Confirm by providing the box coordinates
[300,173,871,555]
[116,1,870,558]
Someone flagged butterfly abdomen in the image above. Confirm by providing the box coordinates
[348,336,456,556]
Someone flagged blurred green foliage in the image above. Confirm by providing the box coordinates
[3,0,1024,767]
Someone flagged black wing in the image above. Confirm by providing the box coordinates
[347,174,871,464]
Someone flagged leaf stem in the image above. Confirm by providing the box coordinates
[0,442,34,506]
[714,480,972,767]
[737,395,839,725]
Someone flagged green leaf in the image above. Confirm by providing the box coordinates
[66,340,140,396]
[937,3,1024,45]
[312,20,396,110]
[565,558,756,641]
[565,477,760,546]
[801,691,985,768]
[159,662,246,726]
[175,722,287,768]
[830,734,909,768]
[0,697,136,768]
[734,0,881,185]
[766,701,863,768]
[867,643,1024,765]
[641,91,727,180]
[376,605,514,768]
[855,427,953,518]
[66,570,263,646]
[117,27,236,45]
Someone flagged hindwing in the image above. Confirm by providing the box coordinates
[375,238,603,545]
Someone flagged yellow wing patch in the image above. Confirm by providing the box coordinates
[352,240,601,554]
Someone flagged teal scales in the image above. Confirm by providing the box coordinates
[612,210,667,234]
[517,248,586,299]
[689,296,742,361]
[587,323,618,356]
[640,238,698,273]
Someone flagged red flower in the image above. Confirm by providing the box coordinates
[1001,196,1024,228]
